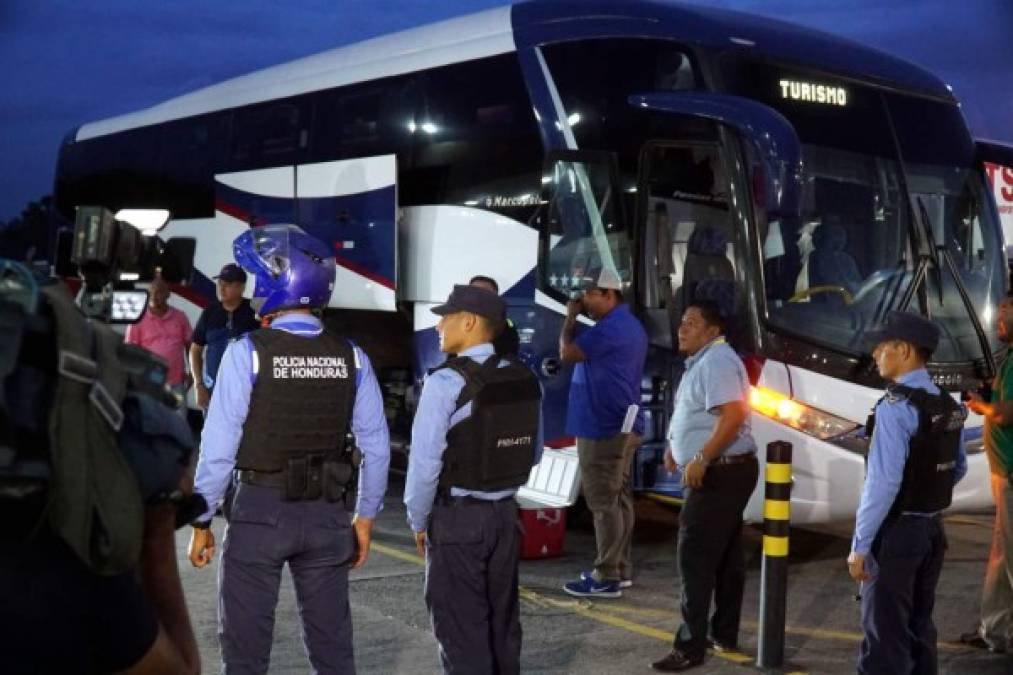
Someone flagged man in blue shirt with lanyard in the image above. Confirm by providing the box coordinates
[405,284,542,675]
[187,225,390,674]
[848,311,967,674]
[652,300,758,672]
[560,266,647,598]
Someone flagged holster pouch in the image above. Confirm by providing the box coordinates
[305,453,323,501]
[323,459,354,503]
[284,454,325,501]
[285,457,308,501]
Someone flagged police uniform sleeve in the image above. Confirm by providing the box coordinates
[193,337,254,522]
[404,368,463,532]
[851,397,919,555]
[349,345,390,519]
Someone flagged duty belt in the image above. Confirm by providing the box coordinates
[236,468,286,489]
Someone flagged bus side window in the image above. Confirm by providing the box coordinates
[408,53,542,212]
[158,113,230,219]
[229,99,309,170]
[310,76,419,163]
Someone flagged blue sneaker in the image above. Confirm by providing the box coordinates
[563,571,622,598]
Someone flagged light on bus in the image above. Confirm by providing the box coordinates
[750,386,859,440]
[115,209,170,235]
[567,112,581,126]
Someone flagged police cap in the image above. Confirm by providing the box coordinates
[431,284,506,323]
[867,311,940,353]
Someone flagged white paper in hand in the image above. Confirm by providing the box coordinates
[621,404,639,434]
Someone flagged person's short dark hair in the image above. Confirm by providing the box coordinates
[477,315,504,339]
[915,345,933,363]
[686,299,726,334]
[469,275,499,293]
[654,202,668,216]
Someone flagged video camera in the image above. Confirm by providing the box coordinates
[1,204,201,544]
[59,206,195,324]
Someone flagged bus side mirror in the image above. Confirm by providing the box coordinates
[628,91,803,221]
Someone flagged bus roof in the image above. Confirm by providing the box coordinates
[76,0,953,142]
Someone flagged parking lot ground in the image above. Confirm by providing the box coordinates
[177,476,1013,673]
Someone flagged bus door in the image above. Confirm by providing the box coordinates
[638,140,744,351]
[535,149,632,443]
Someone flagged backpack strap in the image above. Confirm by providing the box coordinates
[40,283,143,575]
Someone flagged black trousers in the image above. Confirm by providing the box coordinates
[674,459,759,656]
[219,482,356,675]
[425,499,522,675]
[858,515,947,675]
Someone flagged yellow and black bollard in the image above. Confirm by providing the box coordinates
[757,440,792,669]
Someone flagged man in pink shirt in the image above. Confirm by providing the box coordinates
[125,276,193,410]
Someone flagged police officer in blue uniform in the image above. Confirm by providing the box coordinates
[405,284,543,674]
[848,311,968,674]
[187,225,391,674]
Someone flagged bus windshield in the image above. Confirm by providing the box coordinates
[727,62,1005,363]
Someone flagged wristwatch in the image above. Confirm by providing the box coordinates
[693,452,710,467]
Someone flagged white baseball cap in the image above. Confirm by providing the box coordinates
[579,266,623,291]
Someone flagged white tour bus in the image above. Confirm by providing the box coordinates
[52,1,1013,523]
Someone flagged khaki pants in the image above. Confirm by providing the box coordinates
[980,473,1013,650]
[577,433,640,581]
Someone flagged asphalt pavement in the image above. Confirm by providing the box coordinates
[176,476,1013,674]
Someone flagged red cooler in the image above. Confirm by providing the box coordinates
[519,506,566,559]
[515,445,581,560]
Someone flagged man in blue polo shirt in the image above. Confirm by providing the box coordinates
[560,266,647,598]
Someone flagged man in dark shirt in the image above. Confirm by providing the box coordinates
[189,263,260,411]
[469,275,519,358]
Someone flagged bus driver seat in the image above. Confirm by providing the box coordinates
[804,222,862,306]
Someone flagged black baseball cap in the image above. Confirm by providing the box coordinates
[214,263,247,283]
[866,311,940,353]
[431,284,506,322]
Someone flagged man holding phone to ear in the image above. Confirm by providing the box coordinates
[559,266,647,599]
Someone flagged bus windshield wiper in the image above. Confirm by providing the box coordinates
[915,197,996,376]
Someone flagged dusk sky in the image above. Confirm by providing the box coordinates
[1,0,1010,222]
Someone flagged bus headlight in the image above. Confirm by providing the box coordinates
[750,386,859,440]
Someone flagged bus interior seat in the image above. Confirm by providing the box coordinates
[798,222,862,306]
[674,225,735,320]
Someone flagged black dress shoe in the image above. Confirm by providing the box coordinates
[651,648,705,672]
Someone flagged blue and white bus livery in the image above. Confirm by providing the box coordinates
[52,1,1013,524]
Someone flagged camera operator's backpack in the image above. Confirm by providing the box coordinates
[2,270,191,575]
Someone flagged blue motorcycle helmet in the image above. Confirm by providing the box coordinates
[233,224,335,317]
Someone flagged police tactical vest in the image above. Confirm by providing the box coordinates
[866,383,965,517]
[237,328,356,472]
[437,355,541,491]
